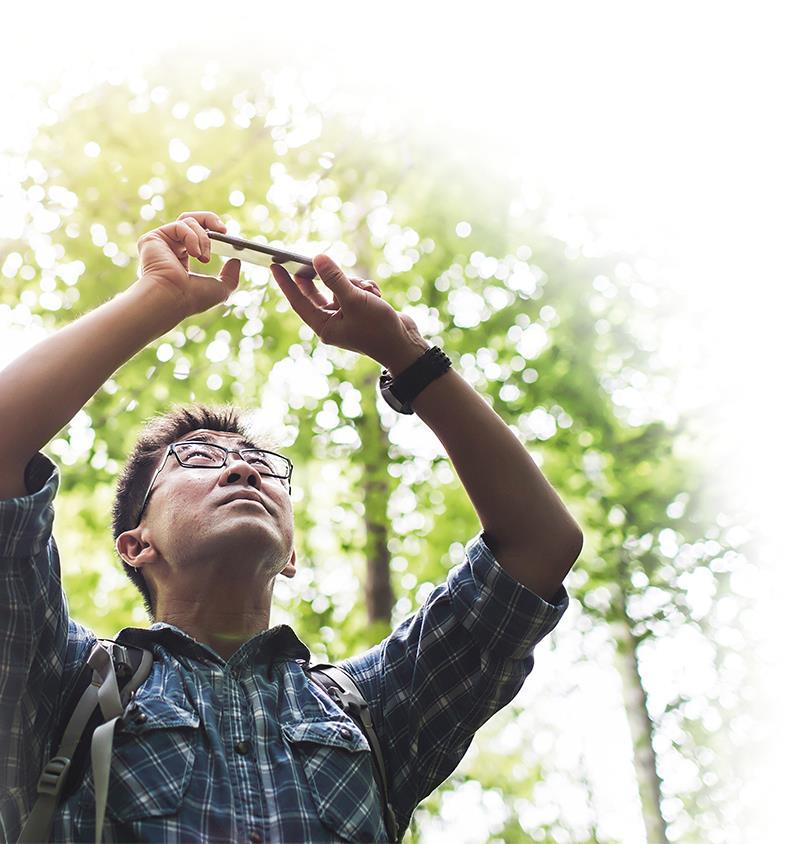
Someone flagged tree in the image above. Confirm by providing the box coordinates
[1,57,754,842]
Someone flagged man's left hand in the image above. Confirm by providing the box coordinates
[270,255,429,372]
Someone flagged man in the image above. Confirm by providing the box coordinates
[0,210,583,842]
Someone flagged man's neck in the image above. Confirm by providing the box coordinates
[156,598,273,662]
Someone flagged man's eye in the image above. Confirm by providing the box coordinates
[184,448,216,461]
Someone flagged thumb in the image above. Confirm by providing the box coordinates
[313,255,354,300]
[219,258,241,297]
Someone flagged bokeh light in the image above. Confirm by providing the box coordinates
[1,2,803,842]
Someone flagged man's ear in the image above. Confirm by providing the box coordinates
[116,528,160,571]
[281,547,297,578]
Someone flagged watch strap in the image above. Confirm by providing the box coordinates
[381,346,452,412]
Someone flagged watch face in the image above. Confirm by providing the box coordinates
[381,384,408,413]
[378,347,450,415]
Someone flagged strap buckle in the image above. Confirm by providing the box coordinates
[110,642,135,683]
[36,756,71,797]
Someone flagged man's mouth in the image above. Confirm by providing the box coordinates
[220,491,270,512]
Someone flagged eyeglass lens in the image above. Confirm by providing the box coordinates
[174,442,290,478]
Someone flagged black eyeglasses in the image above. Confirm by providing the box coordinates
[133,440,293,528]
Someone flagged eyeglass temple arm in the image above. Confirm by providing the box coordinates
[133,446,174,527]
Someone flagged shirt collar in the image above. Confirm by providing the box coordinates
[114,622,311,669]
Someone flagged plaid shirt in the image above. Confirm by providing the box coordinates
[1,453,568,843]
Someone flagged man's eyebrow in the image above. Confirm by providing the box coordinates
[185,432,259,450]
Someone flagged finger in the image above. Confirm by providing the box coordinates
[177,210,227,233]
[148,220,201,262]
[350,277,382,297]
[270,264,330,333]
[219,258,241,297]
[185,259,241,309]
[293,272,330,308]
[312,255,356,305]
[165,220,202,260]
[183,217,211,263]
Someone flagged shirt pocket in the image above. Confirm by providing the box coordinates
[82,694,200,823]
[281,719,388,843]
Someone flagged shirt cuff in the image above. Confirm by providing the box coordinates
[447,531,570,661]
[0,452,59,558]
[25,452,58,495]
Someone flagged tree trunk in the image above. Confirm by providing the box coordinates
[610,611,670,844]
[354,362,394,626]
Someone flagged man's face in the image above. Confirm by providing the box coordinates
[120,428,296,589]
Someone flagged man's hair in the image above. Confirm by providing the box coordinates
[111,403,271,622]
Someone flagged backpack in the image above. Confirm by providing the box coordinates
[17,637,398,844]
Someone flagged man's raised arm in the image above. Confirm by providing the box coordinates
[391,359,583,601]
[271,254,584,603]
[0,211,241,500]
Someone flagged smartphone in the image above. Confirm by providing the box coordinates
[206,231,317,279]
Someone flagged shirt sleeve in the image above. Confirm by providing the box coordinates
[340,530,569,837]
[0,452,95,842]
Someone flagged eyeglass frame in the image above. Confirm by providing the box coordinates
[132,440,294,529]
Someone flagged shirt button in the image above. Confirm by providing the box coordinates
[134,713,148,724]
[248,833,262,844]
[338,726,352,740]
[234,739,252,755]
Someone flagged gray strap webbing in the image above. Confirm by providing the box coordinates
[89,644,153,844]
[17,682,99,843]
[91,717,120,844]
[89,645,123,844]
[321,667,391,799]
[312,665,398,842]
[16,641,153,844]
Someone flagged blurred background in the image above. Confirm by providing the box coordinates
[1,2,803,842]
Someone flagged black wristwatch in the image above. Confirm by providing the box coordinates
[379,346,452,414]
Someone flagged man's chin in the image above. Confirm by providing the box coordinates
[197,521,283,555]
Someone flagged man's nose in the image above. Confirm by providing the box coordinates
[221,454,261,487]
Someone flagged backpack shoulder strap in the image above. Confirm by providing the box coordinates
[308,663,398,843]
[17,639,153,844]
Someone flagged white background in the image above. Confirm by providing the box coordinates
[1,1,804,839]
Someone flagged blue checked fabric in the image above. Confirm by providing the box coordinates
[1,453,568,843]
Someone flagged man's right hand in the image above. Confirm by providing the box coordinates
[0,210,245,499]
[135,210,242,319]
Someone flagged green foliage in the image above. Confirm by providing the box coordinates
[2,57,753,843]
